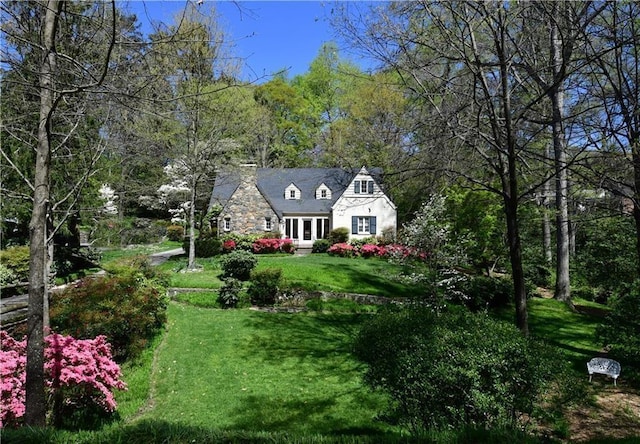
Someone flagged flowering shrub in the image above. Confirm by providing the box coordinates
[222,239,236,253]
[0,333,25,427]
[252,238,295,254]
[327,243,357,258]
[326,242,429,262]
[360,243,387,258]
[384,244,428,263]
[0,331,126,428]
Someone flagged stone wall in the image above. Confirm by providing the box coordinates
[219,166,279,235]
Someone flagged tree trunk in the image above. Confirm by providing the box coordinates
[543,144,553,265]
[550,6,571,302]
[505,195,529,336]
[25,0,61,427]
[188,185,197,270]
[633,143,640,274]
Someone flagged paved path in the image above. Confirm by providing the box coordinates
[149,248,185,265]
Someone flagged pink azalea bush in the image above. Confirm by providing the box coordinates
[359,243,387,258]
[252,238,295,254]
[327,242,358,257]
[326,242,429,262]
[0,332,25,427]
[0,330,126,428]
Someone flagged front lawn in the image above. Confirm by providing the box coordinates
[132,303,393,436]
[156,253,426,298]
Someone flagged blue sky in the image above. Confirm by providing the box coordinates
[123,0,351,81]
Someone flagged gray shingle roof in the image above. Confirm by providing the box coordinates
[210,167,379,217]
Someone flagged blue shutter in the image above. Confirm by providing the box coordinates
[370,216,377,235]
[354,181,360,193]
[368,181,374,194]
[352,216,358,234]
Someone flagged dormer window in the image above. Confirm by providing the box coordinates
[285,183,300,200]
[315,183,332,200]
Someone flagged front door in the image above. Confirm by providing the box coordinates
[303,220,312,241]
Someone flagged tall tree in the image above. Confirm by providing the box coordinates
[151,3,241,270]
[1,0,118,425]
[584,2,640,272]
[514,1,606,302]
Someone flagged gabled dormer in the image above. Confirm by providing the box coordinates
[285,183,301,200]
[315,183,332,200]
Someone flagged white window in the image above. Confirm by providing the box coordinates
[321,189,327,198]
[354,180,374,194]
[352,216,377,235]
[223,217,231,231]
[358,217,370,234]
[265,217,272,231]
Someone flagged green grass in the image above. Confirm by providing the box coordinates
[151,252,425,297]
[257,254,422,297]
[172,290,221,308]
[136,303,392,435]
[528,297,605,363]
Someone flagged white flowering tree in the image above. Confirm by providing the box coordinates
[98,184,119,216]
[402,194,451,265]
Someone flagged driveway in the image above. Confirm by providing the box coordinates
[149,248,185,265]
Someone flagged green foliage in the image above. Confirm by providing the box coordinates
[445,187,505,273]
[573,214,637,300]
[219,249,258,281]
[311,238,331,253]
[354,306,561,431]
[328,227,350,245]
[220,233,261,251]
[456,275,513,311]
[91,218,168,247]
[248,268,282,306]
[218,278,243,308]
[51,256,169,361]
[166,224,184,241]
[0,263,17,286]
[596,280,640,384]
[184,232,222,258]
[0,245,30,282]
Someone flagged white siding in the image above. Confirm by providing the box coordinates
[332,171,396,240]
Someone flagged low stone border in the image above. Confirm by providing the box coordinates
[168,287,404,309]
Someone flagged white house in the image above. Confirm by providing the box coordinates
[209,165,397,248]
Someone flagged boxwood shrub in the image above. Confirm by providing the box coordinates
[219,250,257,281]
[354,306,563,432]
[248,268,282,306]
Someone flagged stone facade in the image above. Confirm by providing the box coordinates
[217,167,279,235]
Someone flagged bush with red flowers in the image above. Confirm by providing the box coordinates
[252,238,295,254]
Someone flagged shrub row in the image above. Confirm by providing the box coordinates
[186,232,296,258]
[327,242,428,262]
